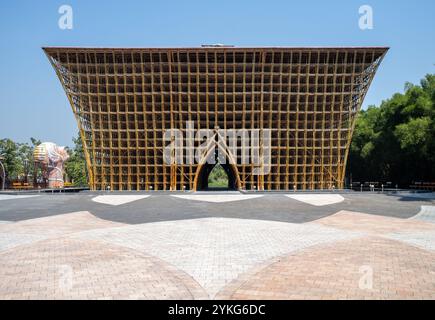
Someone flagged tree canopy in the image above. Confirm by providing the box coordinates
[348,73,435,186]
[208,163,229,188]
[0,134,88,188]
[64,133,88,187]
[0,137,40,185]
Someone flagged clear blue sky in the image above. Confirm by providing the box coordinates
[0,0,434,147]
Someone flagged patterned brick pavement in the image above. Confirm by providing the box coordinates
[217,237,435,299]
[312,210,435,235]
[411,205,435,223]
[0,211,123,236]
[0,205,434,299]
[0,237,207,299]
[387,230,435,251]
[72,217,361,297]
[0,211,123,251]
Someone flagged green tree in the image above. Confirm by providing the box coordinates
[17,143,32,182]
[28,138,42,184]
[208,163,229,188]
[348,73,435,186]
[0,139,22,186]
[65,133,88,186]
[0,138,43,186]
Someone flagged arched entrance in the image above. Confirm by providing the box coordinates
[195,158,238,191]
[192,133,241,191]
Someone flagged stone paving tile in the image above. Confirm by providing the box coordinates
[0,195,40,201]
[72,217,363,298]
[0,237,207,300]
[217,236,435,300]
[0,233,47,252]
[0,211,124,252]
[386,230,435,252]
[285,194,344,206]
[1,192,427,223]
[411,206,435,223]
[396,192,435,200]
[91,195,150,206]
[0,211,123,236]
[171,194,264,203]
[312,210,435,235]
[1,206,434,300]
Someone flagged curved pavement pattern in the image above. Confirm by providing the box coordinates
[217,237,435,300]
[411,205,435,223]
[0,191,433,223]
[285,194,344,206]
[0,237,208,300]
[0,211,123,252]
[91,195,150,206]
[171,193,264,203]
[0,193,434,299]
[71,217,363,298]
[0,194,40,201]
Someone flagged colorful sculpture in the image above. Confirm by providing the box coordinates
[33,142,69,188]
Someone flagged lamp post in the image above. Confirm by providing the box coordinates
[0,155,5,190]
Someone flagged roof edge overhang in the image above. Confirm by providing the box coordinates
[42,46,390,52]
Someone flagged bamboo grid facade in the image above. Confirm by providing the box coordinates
[44,47,388,191]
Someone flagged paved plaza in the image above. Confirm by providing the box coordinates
[0,191,434,299]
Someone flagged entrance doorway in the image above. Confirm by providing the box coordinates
[192,131,241,191]
[195,146,239,191]
[196,162,238,191]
